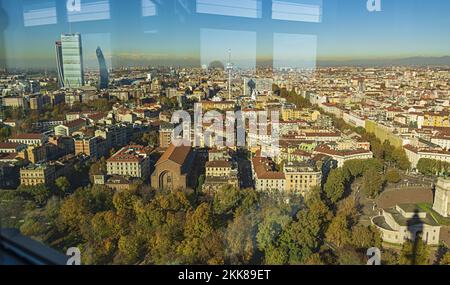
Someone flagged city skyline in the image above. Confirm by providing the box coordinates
[1,0,450,69]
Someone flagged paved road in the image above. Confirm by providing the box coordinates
[234,151,254,189]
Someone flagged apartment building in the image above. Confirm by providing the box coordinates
[159,122,174,149]
[29,95,43,111]
[20,145,47,164]
[200,100,235,112]
[2,97,27,109]
[74,135,106,159]
[284,161,322,195]
[208,148,231,162]
[404,144,450,169]
[54,119,86,137]
[19,155,77,187]
[422,112,450,128]
[203,160,239,194]
[0,142,26,153]
[205,160,232,177]
[95,125,130,149]
[107,145,151,179]
[9,133,45,146]
[431,133,450,150]
[20,164,56,187]
[314,145,374,167]
[252,156,285,193]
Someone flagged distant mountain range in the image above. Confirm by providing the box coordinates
[317,56,450,67]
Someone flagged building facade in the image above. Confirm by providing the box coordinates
[74,135,104,159]
[107,145,151,179]
[433,178,450,218]
[20,164,56,187]
[151,144,194,191]
[371,204,441,246]
[252,156,286,193]
[404,144,450,169]
[61,33,84,88]
[284,161,322,195]
[159,122,174,149]
[9,134,44,146]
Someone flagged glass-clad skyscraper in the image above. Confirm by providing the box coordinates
[55,41,64,88]
[61,33,84,88]
[96,46,109,89]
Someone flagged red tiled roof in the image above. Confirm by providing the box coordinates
[64,118,86,128]
[87,112,106,121]
[306,132,341,138]
[156,144,191,166]
[252,156,285,180]
[108,145,151,163]
[0,142,22,149]
[10,133,42,140]
[404,144,450,155]
[0,152,19,160]
[315,145,372,157]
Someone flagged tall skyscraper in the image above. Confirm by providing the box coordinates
[55,41,64,88]
[96,46,109,89]
[61,33,84,88]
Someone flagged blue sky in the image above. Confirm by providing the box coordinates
[1,0,450,69]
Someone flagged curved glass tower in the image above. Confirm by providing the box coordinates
[96,46,109,89]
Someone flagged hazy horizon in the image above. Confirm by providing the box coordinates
[1,0,450,70]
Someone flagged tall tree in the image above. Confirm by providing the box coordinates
[325,215,351,248]
[225,211,257,264]
[386,169,401,184]
[324,168,346,204]
[351,225,381,249]
[392,148,411,170]
[362,168,385,198]
[178,203,224,265]
[440,251,450,265]
[400,239,430,265]
[55,177,71,197]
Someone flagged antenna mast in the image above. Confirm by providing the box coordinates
[226,49,232,100]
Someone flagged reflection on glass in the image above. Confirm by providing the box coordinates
[23,1,57,27]
[273,33,317,70]
[67,0,110,23]
[243,77,274,96]
[82,33,112,71]
[200,28,257,69]
[196,0,262,19]
[272,0,322,23]
[142,0,157,17]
